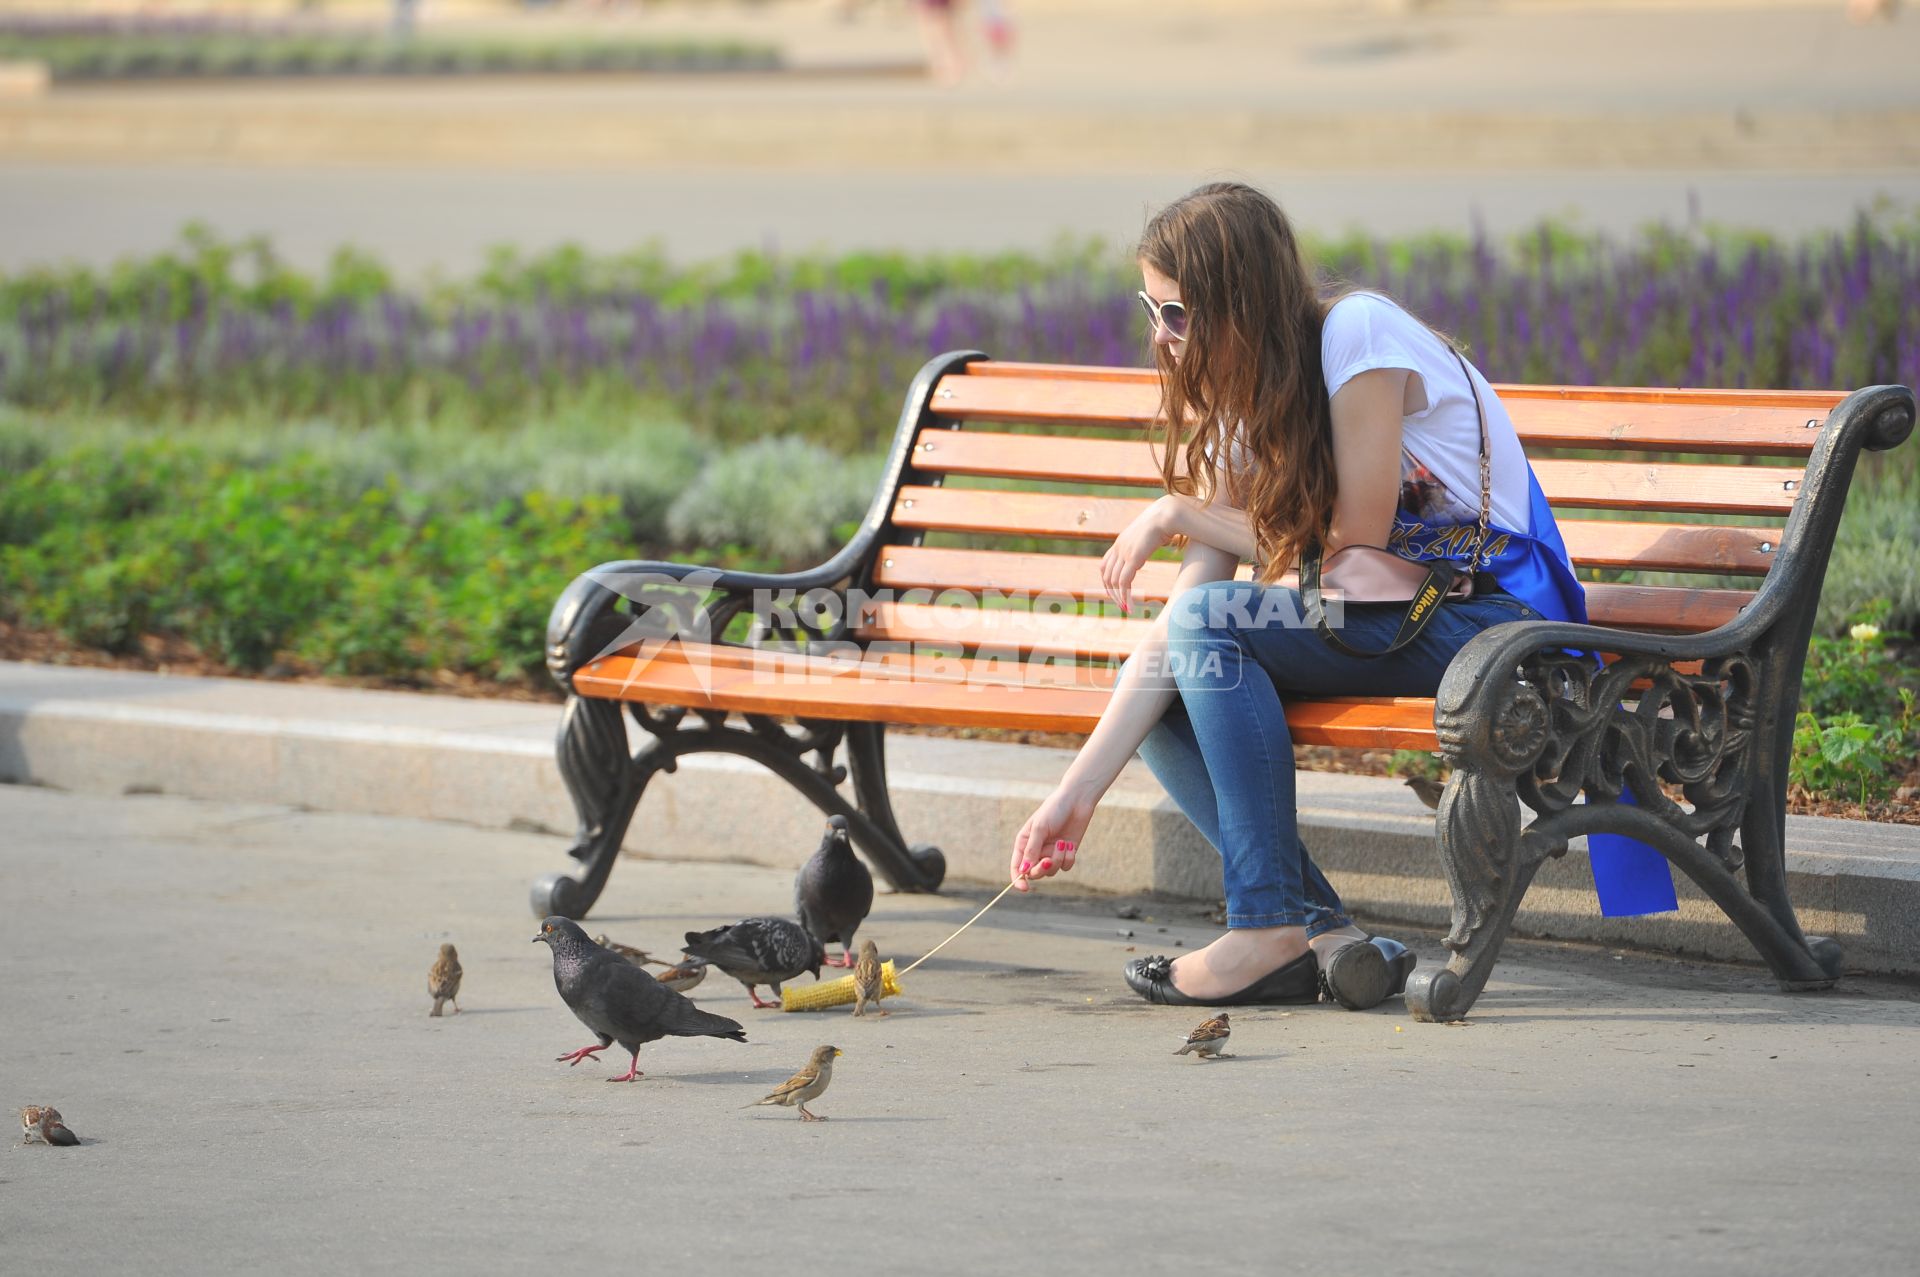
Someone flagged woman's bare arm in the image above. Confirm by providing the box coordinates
[1010,536,1239,889]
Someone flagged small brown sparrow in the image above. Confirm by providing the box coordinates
[20,1105,79,1146]
[1174,1013,1232,1060]
[852,939,888,1018]
[428,943,463,1017]
[1404,775,1446,810]
[747,1045,842,1121]
[652,958,708,995]
[594,935,668,968]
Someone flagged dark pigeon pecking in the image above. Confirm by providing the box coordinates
[794,814,874,969]
[682,916,824,1009]
[534,917,746,1082]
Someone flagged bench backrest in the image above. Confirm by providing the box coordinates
[851,358,1846,662]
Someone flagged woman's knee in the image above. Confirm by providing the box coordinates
[1165,579,1260,638]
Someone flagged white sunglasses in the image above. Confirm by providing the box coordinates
[1137,291,1191,340]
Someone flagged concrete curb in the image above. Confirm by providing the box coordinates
[2,659,1915,977]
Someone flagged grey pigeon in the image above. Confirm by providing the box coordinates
[534,917,746,1082]
[794,814,875,969]
[683,916,824,1009]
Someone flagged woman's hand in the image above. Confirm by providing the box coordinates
[1102,496,1179,615]
[1009,783,1098,892]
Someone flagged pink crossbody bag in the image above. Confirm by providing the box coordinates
[1297,349,1495,659]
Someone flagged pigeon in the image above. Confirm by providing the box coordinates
[594,935,669,968]
[795,814,874,968]
[747,1045,842,1121]
[852,939,888,1018]
[683,916,825,1009]
[20,1105,78,1146]
[534,917,746,1082]
[428,943,463,1017]
[653,958,708,995]
[1174,1013,1232,1060]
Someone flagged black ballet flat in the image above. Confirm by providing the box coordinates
[1123,951,1321,1007]
[1318,938,1395,1011]
[1367,934,1418,997]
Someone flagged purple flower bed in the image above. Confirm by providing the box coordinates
[3,220,1916,450]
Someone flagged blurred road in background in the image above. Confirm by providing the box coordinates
[4,0,1919,270]
[6,164,1918,273]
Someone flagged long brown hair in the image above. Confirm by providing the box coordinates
[1138,182,1337,581]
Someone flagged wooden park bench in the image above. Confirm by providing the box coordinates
[536,351,1915,1021]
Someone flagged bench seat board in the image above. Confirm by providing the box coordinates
[569,644,1445,749]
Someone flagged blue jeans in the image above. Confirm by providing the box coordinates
[1135,580,1542,932]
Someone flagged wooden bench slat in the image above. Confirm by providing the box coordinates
[912,430,1803,512]
[893,470,1793,544]
[859,601,1148,660]
[594,638,1123,690]
[932,370,1840,455]
[871,515,1773,610]
[570,645,1444,748]
[967,361,1850,408]
[1525,459,1798,514]
[854,582,1748,658]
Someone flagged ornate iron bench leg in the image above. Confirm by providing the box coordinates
[844,722,946,893]
[1405,762,1559,1023]
[1409,639,1851,1021]
[530,694,675,920]
[1732,728,1845,990]
[529,697,947,918]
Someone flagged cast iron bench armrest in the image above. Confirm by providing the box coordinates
[546,349,989,692]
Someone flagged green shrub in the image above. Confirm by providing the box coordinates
[666,438,883,564]
[0,438,627,680]
[1790,695,1916,807]
[1799,605,1912,721]
[1819,467,1920,636]
[1791,609,1917,804]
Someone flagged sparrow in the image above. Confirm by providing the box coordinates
[20,1105,79,1146]
[747,1045,842,1121]
[795,815,875,968]
[593,935,669,968]
[1174,1013,1232,1060]
[534,918,746,1082]
[682,916,825,1009]
[652,958,708,995]
[428,942,463,1017]
[852,938,888,1018]
[1404,775,1446,810]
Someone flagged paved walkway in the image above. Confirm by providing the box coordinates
[3,783,1918,1274]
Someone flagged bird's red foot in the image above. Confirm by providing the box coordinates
[556,1045,608,1066]
[605,1069,644,1083]
[824,954,853,968]
[749,990,782,1009]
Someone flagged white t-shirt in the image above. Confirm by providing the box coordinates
[1210,292,1530,532]
[1320,291,1530,531]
